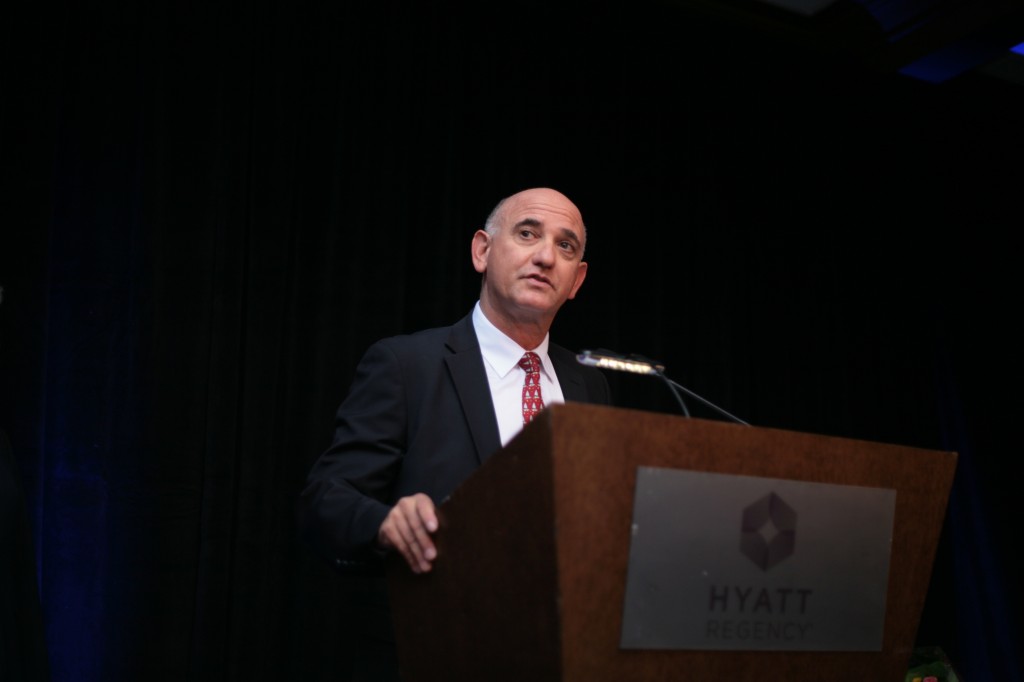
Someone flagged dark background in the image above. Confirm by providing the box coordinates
[3,1,1022,680]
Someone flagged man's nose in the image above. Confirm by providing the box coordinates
[532,238,556,266]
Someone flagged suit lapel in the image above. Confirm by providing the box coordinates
[550,345,588,402]
[444,314,502,464]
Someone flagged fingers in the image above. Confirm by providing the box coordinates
[378,493,439,574]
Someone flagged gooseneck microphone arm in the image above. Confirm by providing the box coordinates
[658,373,749,425]
[576,349,750,426]
[655,368,691,418]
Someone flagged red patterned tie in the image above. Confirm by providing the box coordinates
[519,351,545,424]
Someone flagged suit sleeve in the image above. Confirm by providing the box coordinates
[295,339,408,571]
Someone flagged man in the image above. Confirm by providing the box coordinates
[296,187,611,678]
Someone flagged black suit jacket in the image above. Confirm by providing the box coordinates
[296,310,611,571]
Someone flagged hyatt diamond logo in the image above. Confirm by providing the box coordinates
[740,492,796,571]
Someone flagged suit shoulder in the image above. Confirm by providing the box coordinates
[375,324,451,347]
[371,312,474,353]
[548,342,580,364]
[549,342,612,404]
[363,318,470,366]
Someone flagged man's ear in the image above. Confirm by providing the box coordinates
[566,261,588,300]
[471,230,490,274]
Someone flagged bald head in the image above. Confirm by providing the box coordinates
[471,187,589,347]
[483,188,587,256]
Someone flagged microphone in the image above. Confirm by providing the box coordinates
[577,349,750,426]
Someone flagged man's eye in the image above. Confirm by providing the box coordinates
[559,241,576,252]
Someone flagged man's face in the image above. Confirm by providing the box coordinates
[472,188,588,325]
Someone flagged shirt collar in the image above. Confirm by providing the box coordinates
[472,301,552,379]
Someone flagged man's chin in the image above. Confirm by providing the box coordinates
[510,293,565,317]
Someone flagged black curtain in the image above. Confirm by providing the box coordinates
[3,1,1021,681]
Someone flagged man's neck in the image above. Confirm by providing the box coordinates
[477,299,552,350]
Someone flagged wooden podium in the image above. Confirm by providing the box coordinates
[385,403,957,681]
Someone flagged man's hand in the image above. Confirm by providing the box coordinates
[378,493,439,574]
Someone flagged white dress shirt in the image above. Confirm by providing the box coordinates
[472,301,565,447]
